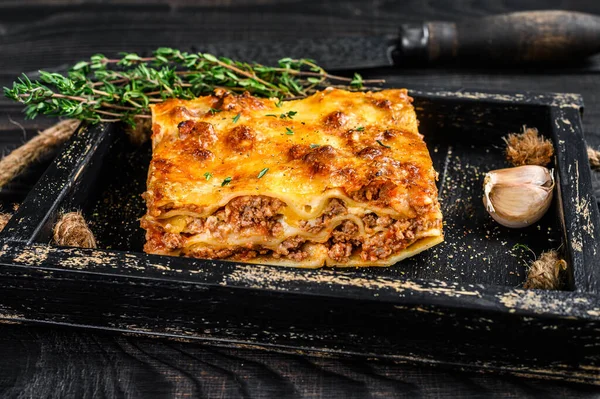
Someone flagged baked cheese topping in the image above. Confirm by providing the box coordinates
[142,88,443,267]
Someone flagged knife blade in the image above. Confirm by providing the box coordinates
[199,35,398,71]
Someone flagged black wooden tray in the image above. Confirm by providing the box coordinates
[0,88,599,384]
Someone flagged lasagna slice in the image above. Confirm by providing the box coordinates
[141,88,443,267]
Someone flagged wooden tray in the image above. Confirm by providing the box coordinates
[0,88,599,384]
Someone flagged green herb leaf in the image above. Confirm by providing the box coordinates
[257,168,269,179]
[72,61,89,71]
[204,172,213,180]
[4,47,385,127]
[310,143,320,149]
[355,126,365,131]
[376,140,391,148]
[285,127,294,135]
[232,113,241,123]
[266,114,278,117]
[281,110,297,119]
[513,243,532,252]
[350,72,364,88]
[221,176,232,186]
[203,53,219,62]
[209,108,221,115]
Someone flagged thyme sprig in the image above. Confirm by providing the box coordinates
[4,47,384,126]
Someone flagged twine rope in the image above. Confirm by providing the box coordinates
[53,212,97,248]
[0,119,80,188]
[504,126,554,167]
[588,147,600,170]
[523,250,567,290]
[0,213,11,232]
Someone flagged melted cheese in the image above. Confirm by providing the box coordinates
[142,88,444,267]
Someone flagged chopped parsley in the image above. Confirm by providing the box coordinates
[355,126,365,131]
[204,172,213,181]
[221,176,232,186]
[209,108,221,115]
[285,127,294,135]
[276,99,284,108]
[232,113,241,123]
[257,168,269,179]
[266,114,278,118]
[310,143,320,149]
[376,140,391,148]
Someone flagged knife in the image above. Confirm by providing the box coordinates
[198,10,600,70]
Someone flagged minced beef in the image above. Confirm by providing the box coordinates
[360,219,416,261]
[332,220,359,243]
[225,196,285,231]
[328,242,353,262]
[300,198,347,233]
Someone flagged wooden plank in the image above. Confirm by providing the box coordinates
[1,0,600,396]
[0,255,598,384]
[0,323,596,398]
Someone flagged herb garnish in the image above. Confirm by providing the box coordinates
[204,172,213,181]
[512,243,536,260]
[355,126,365,131]
[257,168,269,179]
[350,73,363,88]
[310,143,320,149]
[232,113,241,123]
[209,108,221,115]
[285,127,294,135]
[266,110,297,119]
[3,48,385,127]
[221,177,232,186]
[282,110,297,119]
[376,140,391,148]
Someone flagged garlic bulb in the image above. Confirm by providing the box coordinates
[483,165,554,228]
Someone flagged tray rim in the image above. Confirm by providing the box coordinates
[0,241,599,321]
[0,87,598,314]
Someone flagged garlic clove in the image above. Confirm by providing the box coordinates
[484,165,553,188]
[483,165,554,228]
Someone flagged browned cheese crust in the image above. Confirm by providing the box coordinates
[142,88,443,267]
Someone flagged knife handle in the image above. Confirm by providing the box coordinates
[399,10,600,64]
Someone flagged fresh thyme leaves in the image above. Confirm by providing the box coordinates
[376,140,391,148]
[350,73,363,88]
[512,243,537,263]
[221,176,232,186]
[209,108,221,115]
[310,143,320,148]
[513,243,532,251]
[204,172,213,181]
[275,99,284,108]
[232,113,241,123]
[282,110,297,119]
[257,168,269,179]
[4,47,385,126]
[266,110,297,119]
[355,126,365,131]
[285,127,294,135]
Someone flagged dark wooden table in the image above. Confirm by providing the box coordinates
[1,1,600,397]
